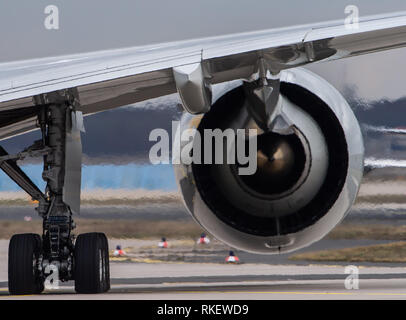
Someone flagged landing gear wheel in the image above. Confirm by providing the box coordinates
[8,233,44,295]
[74,233,110,293]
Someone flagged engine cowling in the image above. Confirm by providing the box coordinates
[174,68,364,254]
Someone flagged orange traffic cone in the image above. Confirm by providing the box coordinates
[158,237,168,248]
[225,251,240,263]
[113,245,126,257]
[197,233,210,245]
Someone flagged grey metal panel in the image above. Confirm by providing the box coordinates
[63,111,83,215]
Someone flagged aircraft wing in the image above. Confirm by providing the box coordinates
[1,11,406,139]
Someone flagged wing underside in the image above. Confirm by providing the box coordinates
[1,11,406,140]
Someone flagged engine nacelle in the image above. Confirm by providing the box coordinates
[174,68,364,254]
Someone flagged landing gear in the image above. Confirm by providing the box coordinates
[2,90,110,295]
[8,234,44,295]
[74,233,110,293]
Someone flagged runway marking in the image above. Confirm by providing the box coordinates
[3,288,406,297]
[166,290,406,297]
[366,293,406,296]
[233,291,353,295]
[3,281,406,297]
[110,257,186,264]
[174,290,355,295]
[0,294,33,298]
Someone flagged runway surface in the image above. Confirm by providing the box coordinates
[0,204,406,300]
[1,262,406,299]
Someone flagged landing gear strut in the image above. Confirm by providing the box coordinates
[4,90,110,295]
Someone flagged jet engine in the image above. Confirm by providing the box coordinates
[174,68,364,254]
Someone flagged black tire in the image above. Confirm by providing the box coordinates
[8,233,44,295]
[74,233,110,294]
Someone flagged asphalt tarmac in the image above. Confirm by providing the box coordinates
[0,204,405,300]
[1,262,406,300]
